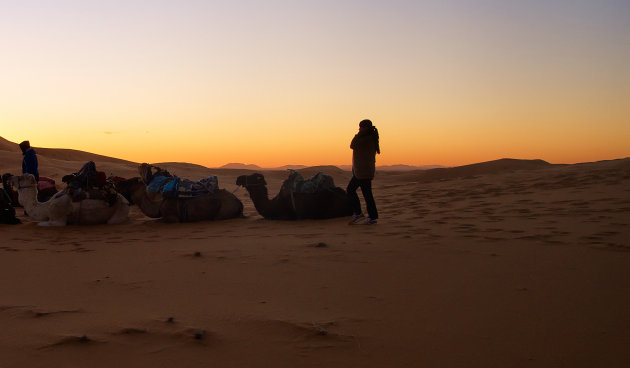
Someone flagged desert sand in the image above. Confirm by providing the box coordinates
[1,138,629,367]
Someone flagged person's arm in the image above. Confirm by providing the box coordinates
[350,134,359,150]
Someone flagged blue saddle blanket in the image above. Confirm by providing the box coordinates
[147,175,218,197]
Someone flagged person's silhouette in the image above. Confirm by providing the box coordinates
[19,140,39,182]
[347,119,380,225]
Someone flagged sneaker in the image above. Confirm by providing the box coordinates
[348,213,365,225]
[362,217,378,225]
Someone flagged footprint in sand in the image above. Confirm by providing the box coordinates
[24,307,82,318]
[39,335,96,349]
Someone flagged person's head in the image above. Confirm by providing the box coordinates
[359,119,373,131]
[19,140,30,154]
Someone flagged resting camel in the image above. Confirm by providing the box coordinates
[10,174,130,226]
[236,173,352,220]
[116,165,243,222]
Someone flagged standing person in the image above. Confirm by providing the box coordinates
[19,140,39,182]
[347,119,380,225]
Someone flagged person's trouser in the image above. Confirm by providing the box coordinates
[347,176,378,220]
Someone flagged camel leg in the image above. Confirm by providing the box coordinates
[39,217,68,226]
[39,195,72,226]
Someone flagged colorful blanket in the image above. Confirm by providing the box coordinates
[147,175,218,198]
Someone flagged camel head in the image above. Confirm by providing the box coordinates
[139,163,153,184]
[236,173,267,188]
[139,163,171,185]
[9,174,37,190]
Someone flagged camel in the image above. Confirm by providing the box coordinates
[236,173,352,220]
[10,174,130,226]
[116,165,243,223]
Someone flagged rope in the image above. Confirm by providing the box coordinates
[17,177,35,190]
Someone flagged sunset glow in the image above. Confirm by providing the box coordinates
[1,0,629,167]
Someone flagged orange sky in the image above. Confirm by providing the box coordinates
[1,1,629,167]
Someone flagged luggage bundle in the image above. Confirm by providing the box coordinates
[62,161,118,205]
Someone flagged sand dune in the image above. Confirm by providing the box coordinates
[0,137,19,152]
[1,138,629,367]
[0,137,132,165]
[409,158,553,182]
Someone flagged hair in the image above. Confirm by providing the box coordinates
[373,126,380,154]
[19,140,30,153]
[359,120,380,154]
[359,119,372,128]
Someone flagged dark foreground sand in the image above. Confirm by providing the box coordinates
[1,140,629,367]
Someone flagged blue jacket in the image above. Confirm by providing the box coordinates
[22,148,39,181]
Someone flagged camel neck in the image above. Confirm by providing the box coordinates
[135,187,162,218]
[246,184,277,218]
[19,187,39,212]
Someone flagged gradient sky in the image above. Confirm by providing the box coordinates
[1,0,629,167]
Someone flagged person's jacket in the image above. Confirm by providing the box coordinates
[351,131,378,179]
[22,148,39,181]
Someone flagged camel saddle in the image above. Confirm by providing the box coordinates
[147,175,219,198]
[37,176,57,198]
[281,170,335,195]
[62,161,118,205]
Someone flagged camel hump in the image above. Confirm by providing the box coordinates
[281,170,336,195]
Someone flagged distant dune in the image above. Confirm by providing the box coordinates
[337,164,444,171]
[0,136,18,151]
[219,163,263,170]
[223,163,442,172]
[220,163,318,171]
[272,164,308,170]
[377,164,445,171]
[413,158,553,182]
[0,136,133,164]
[296,165,347,176]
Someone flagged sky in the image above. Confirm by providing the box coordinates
[1,0,629,167]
